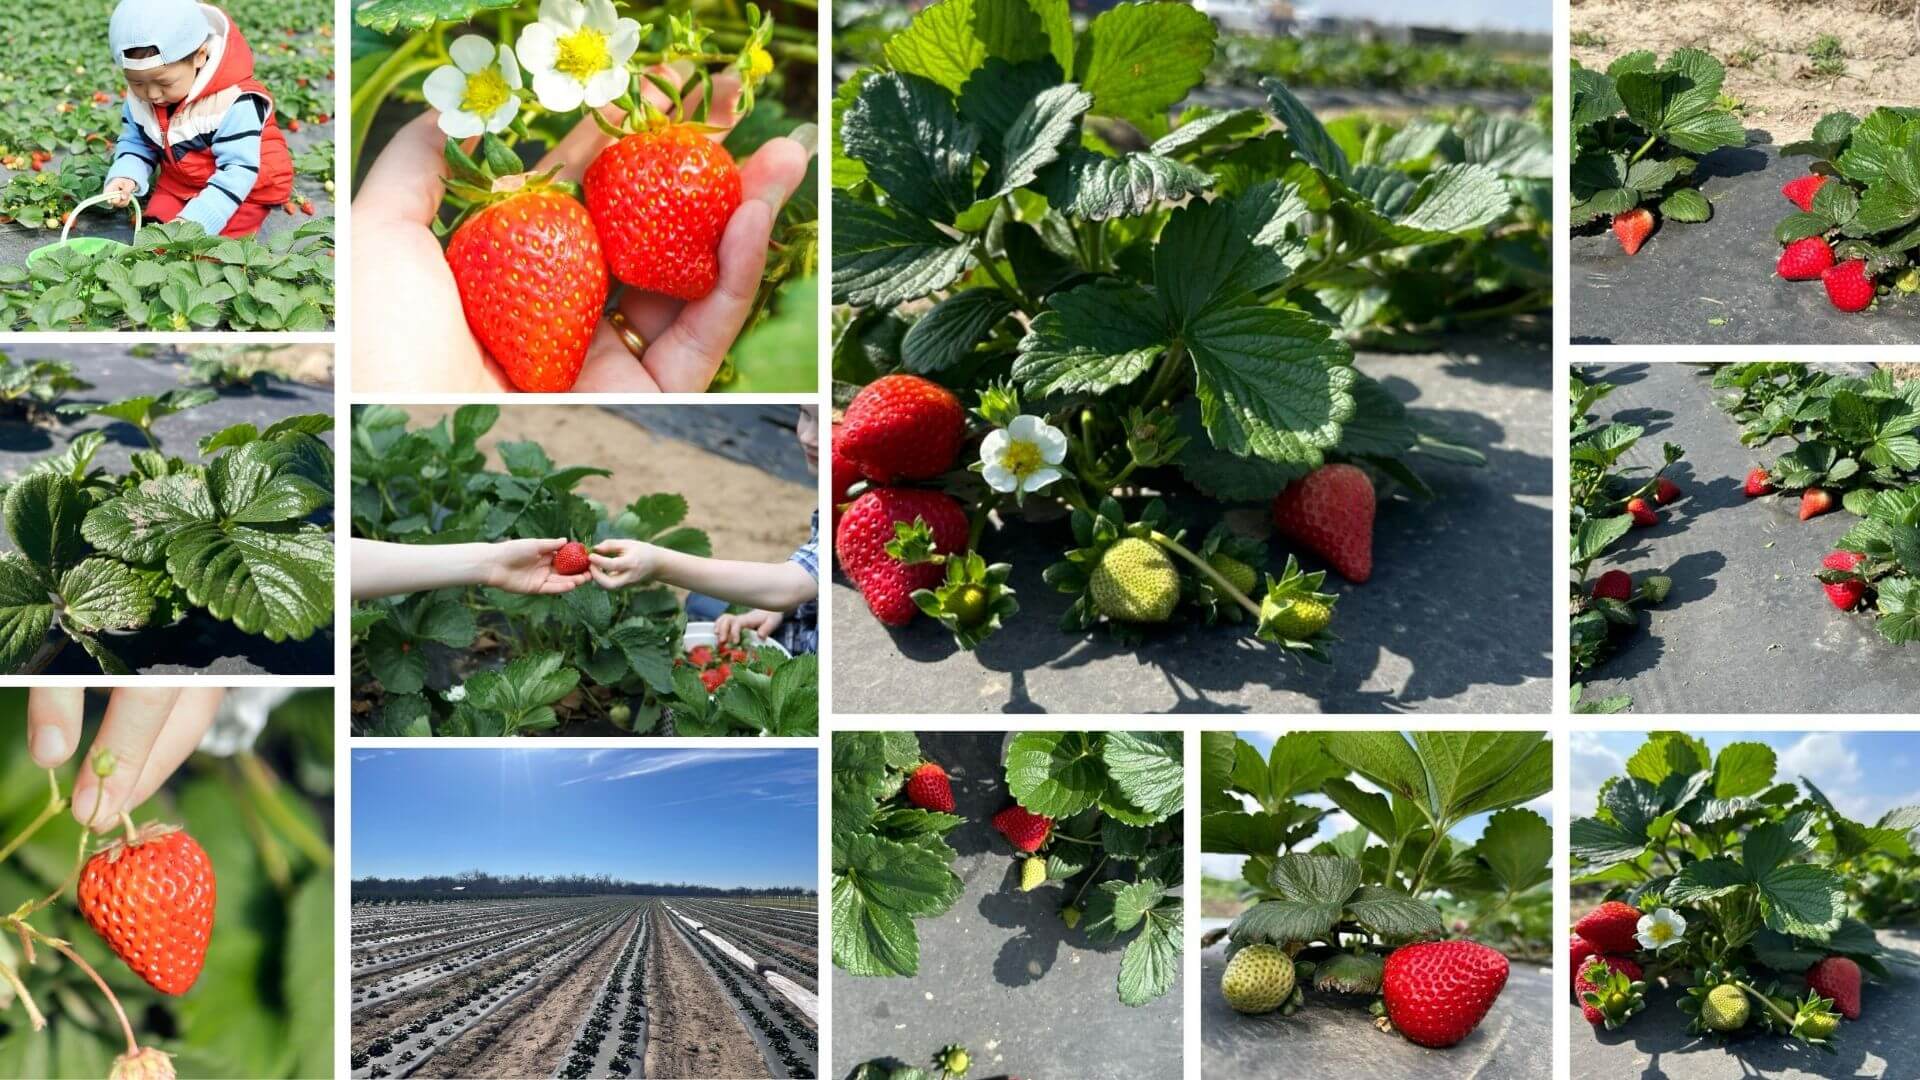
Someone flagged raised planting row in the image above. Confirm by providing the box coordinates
[698,896,817,930]
[351,906,603,1006]
[351,903,588,974]
[673,899,818,992]
[350,897,580,941]
[558,907,650,1080]
[665,905,817,1078]
[351,901,636,1079]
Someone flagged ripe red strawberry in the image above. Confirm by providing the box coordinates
[77,824,215,995]
[1655,476,1682,504]
[700,667,727,693]
[991,805,1053,852]
[1574,901,1643,954]
[839,375,965,484]
[1272,463,1375,582]
[584,122,741,300]
[830,423,861,529]
[446,187,608,392]
[1800,487,1834,521]
[1627,497,1658,527]
[552,541,590,576]
[1805,955,1862,1019]
[1776,236,1835,281]
[1744,467,1775,497]
[1612,208,1654,255]
[687,645,714,667]
[1782,173,1830,212]
[1822,260,1875,312]
[904,762,956,812]
[1381,940,1509,1048]
[1569,934,1600,989]
[1575,955,1644,1026]
[834,488,968,625]
[1820,550,1867,610]
[1590,570,1632,601]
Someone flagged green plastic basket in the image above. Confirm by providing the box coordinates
[27,193,141,269]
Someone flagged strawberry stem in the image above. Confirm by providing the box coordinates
[236,753,333,870]
[0,772,67,865]
[1149,531,1262,618]
[40,934,137,1055]
[0,961,44,1030]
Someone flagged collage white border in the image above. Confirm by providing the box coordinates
[0,1,1903,1078]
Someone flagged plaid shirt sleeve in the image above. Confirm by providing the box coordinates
[788,512,819,580]
[779,512,820,655]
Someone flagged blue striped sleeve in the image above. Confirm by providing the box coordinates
[788,512,820,580]
[104,100,161,196]
[177,96,267,236]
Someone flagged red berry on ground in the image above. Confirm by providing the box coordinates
[1574,900,1644,954]
[1272,463,1375,583]
[1590,570,1632,601]
[1627,497,1658,527]
[1381,940,1510,1048]
[1805,955,1862,1019]
[1744,468,1775,497]
[1820,550,1867,610]
[1776,236,1835,281]
[838,375,966,484]
[1781,173,1829,213]
[991,805,1053,852]
[1800,487,1835,521]
[1822,260,1875,313]
[1655,476,1682,504]
[1612,208,1654,256]
[904,762,956,813]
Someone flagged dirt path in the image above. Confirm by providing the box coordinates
[400,405,814,564]
[418,907,640,1078]
[644,902,769,1079]
[1572,0,1920,142]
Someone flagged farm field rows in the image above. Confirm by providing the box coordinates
[349,896,818,1078]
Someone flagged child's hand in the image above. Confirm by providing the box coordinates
[589,539,659,589]
[716,609,783,645]
[103,178,138,207]
[487,539,591,595]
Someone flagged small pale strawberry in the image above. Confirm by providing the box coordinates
[1800,487,1835,521]
[1018,856,1046,892]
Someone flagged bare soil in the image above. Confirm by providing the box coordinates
[1571,0,1920,141]
[350,929,552,1058]
[401,404,814,564]
[645,906,770,1080]
[419,909,640,1079]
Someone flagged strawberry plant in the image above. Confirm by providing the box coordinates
[1571,731,1919,1050]
[0,351,91,415]
[57,388,217,450]
[1825,482,1920,644]
[1568,370,1682,707]
[351,0,819,391]
[1210,34,1550,94]
[1202,731,1549,1044]
[832,730,1183,1008]
[349,405,817,735]
[1570,49,1744,255]
[832,0,1496,659]
[1711,362,1920,513]
[1774,108,1920,313]
[0,411,334,674]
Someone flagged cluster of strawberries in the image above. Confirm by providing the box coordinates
[1588,476,1684,604]
[1774,174,1876,313]
[677,642,752,694]
[902,760,1054,882]
[831,374,968,626]
[1570,902,1651,1029]
[1740,467,1874,612]
[446,123,742,393]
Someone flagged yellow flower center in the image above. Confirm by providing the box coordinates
[1647,923,1672,943]
[745,44,773,81]
[1001,440,1044,480]
[460,66,512,116]
[555,27,612,81]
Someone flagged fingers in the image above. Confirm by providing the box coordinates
[116,691,223,816]
[538,573,591,594]
[355,111,455,227]
[714,614,739,644]
[27,689,84,768]
[573,325,665,392]
[528,538,570,557]
[70,688,182,829]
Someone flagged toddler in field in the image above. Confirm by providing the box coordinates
[100,0,295,238]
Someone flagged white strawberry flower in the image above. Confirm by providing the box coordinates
[1636,907,1686,952]
[516,0,641,113]
[980,415,1068,502]
[424,36,524,139]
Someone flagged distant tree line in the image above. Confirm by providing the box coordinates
[352,870,816,901]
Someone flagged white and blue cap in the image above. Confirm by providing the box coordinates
[109,0,215,70]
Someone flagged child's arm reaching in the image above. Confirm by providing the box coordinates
[175,96,267,236]
[103,101,159,204]
[351,539,590,600]
[590,540,818,612]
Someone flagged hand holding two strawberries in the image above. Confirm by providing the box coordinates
[352,69,813,394]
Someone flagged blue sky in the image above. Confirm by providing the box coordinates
[351,748,817,889]
[1203,731,1554,881]
[1572,732,1920,826]
[1296,1,1549,33]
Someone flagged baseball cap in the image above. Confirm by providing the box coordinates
[109,0,215,70]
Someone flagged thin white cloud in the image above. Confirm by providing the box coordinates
[1568,732,1625,819]
[557,748,800,785]
[1780,733,1870,819]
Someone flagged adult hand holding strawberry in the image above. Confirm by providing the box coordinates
[27,690,225,831]
[349,539,592,600]
[352,74,811,393]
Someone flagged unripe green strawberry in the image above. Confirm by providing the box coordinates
[110,1047,176,1080]
[1799,1012,1839,1039]
[1089,538,1178,623]
[1702,984,1750,1032]
[1221,943,1296,1014]
[1314,951,1384,994]
[1207,552,1257,595]
[952,584,991,627]
[1019,856,1046,892]
[584,122,742,300]
[1269,597,1331,639]
[933,1043,970,1078]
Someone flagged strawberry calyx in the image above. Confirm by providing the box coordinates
[436,133,576,237]
[92,820,184,862]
